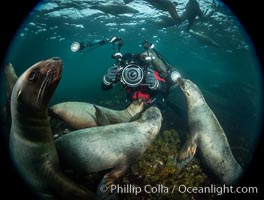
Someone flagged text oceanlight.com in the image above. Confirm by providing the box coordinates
[176,184,258,195]
[100,184,258,196]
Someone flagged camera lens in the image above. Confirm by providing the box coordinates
[121,64,144,87]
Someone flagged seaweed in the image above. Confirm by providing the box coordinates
[115,129,209,199]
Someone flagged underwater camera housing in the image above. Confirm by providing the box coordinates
[120,63,144,87]
[113,53,149,87]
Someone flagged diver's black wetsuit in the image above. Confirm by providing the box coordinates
[101,68,170,109]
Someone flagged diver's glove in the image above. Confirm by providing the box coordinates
[103,65,119,85]
[145,68,159,90]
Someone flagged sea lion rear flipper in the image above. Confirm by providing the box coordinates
[97,163,129,199]
[94,105,111,126]
[174,136,197,170]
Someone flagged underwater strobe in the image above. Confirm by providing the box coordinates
[71,42,84,52]
[70,40,108,53]
[120,64,144,87]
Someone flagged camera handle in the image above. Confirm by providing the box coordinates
[70,36,123,54]
[110,37,123,52]
[110,36,124,66]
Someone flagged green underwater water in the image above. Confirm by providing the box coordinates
[0,0,263,199]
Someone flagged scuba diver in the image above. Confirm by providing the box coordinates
[101,38,181,109]
[70,36,181,108]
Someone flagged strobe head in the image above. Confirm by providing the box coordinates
[121,64,144,87]
[167,70,181,86]
[170,71,181,83]
[71,42,84,52]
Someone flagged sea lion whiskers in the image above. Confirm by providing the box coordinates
[37,75,51,104]
[36,68,57,104]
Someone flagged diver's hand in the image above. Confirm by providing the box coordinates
[145,68,159,90]
[103,66,120,85]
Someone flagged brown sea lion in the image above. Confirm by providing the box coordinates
[9,57,97,199]
[124,0,181,22]
[145,0,181,22]
[54,106,162,198]
[176,78,243,185]
[189,29,219,47]
[90,4,139,15]
[49,100,144,129]
[181,0,204,31]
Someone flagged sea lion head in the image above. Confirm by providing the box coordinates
[12,57,62,111]
[178,78,205,106]
[138,106,162,138]
[140,106,162,127]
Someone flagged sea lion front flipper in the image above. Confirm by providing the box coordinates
[97,163,129,199]
[1,63,18,142]
[94,105,111,126]
[174,135,197,170]
[4,63,18,101]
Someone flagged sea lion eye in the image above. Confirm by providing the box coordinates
[28,71,36,81]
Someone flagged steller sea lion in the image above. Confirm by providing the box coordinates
[145,0,181,22]
[189,29,219,48]
[49,100,144,129]
[90,4,139,15]
[54,106,162,197]
[9,57,97,200]
[124,0,181,22]
[181,0,204,31]
[176,78,243,185]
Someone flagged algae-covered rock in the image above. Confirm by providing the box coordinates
[117,129,209,199]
